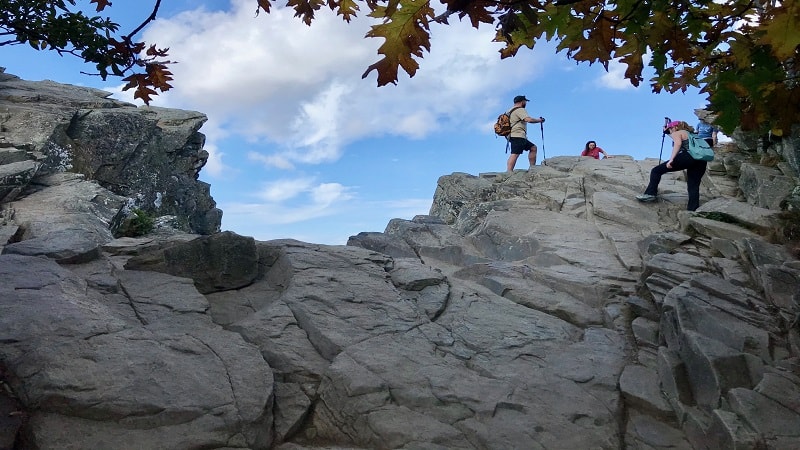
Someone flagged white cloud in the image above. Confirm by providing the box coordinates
[201,140,226,176]
[311,183,352,205]
[597,59,636,90]
[595,53,652,91]
[257,178,316,202]
[247,151,294,170]
[134,0,552,173]
[225,176,354,225]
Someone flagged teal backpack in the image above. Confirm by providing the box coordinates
[687,132,714,161]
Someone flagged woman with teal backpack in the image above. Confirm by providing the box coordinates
[636,120,708,211]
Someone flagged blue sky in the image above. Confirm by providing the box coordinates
[0,0,717,244]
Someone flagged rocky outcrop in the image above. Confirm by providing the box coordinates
[731,122,800,211]
[0,68,221,234]
[352,156,799,449]
[1,73,799,449]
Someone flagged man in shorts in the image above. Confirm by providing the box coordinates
[507,95,546,171]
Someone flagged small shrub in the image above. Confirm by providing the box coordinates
[119,208,155,237]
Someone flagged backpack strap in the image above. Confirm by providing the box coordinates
[508,106,522,116]
[504,106,524,153]
[507,106,524,128]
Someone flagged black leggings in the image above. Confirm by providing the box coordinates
[644,151,708,211]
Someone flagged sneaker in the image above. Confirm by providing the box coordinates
[636,194,657,202]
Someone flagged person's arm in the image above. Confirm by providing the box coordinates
[712,129,718,146]
[524,116,545,124]
[599,147,611,158]
[667,131,683,167]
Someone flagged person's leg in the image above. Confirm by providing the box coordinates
[643,162,671,196]
[685,160,708,211]
[527,142,538,167]
[704,138,713,148]
[507,153,520,171]
[508,138,525,171]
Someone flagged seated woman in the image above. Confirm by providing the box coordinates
[581,141,611,159]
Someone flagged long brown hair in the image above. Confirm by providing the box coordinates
[673,121,695,133]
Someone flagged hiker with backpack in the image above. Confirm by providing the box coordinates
[504,95,545,171]
[636,120,708,211]
[580,140,612,159]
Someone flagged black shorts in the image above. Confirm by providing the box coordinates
[509,137,535,155]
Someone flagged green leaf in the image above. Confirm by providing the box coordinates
[362,0,434,86]
[330,0,360,21]
[759,2,800,60]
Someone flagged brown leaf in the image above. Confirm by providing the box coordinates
[619,53,643,87]
[146,45,170,57]
[287,0,325,25]
[146,63,174,90]
[90,0,112,12]
[257,0,272,13]
[441,0,494,28]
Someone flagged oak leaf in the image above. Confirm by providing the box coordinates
[287,0,325,25]
[361,0,434,86]
[330,0,360,21]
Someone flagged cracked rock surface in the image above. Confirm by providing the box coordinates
[2,71,799,449]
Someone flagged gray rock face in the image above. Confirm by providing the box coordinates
[66,106,220,234]
[738,163,795,210]
[0,68,221,234]
[1,72,799,449]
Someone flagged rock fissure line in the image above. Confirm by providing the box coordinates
[189,335,246,429]
[115,281,148,326]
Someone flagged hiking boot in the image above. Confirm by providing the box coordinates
[636,194,657,202]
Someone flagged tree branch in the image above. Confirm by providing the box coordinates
[123,0,162,42]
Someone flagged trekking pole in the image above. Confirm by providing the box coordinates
[540,120,547,166]
[659,116,670,164]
